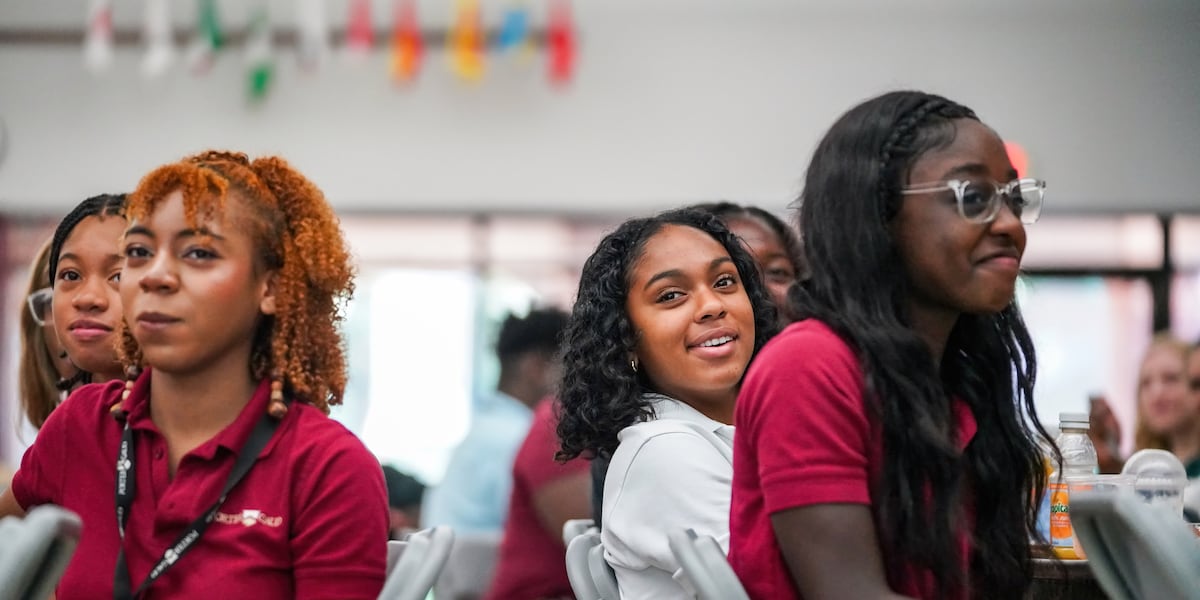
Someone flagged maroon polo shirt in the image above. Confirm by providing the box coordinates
[12,370,389,599]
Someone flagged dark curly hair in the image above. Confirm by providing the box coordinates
[555,208,779,461]
[794,90,1053,597]
[120,150,354,413]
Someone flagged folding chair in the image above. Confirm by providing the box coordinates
[667,528,750,600]
[565,530,602,600]
[378,526,456,600]
[0,504,82,600]
[1071,488,1200,600]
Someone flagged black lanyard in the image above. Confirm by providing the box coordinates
[112,408,280,600]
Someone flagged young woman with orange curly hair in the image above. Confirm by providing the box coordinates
[0,151,389,599]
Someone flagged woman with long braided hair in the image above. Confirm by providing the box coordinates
[1,151,388,598]
[729,91,1052,599]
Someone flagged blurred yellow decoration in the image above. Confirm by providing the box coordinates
[449,0,485,82]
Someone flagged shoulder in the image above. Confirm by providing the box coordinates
[41,380,124,435]
[755,319,857,368]
[284,404,378,469]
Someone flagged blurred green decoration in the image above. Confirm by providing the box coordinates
[245,5,274,102]
[187,0,224,73]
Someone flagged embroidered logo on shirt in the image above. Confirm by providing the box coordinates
[215,509,283,528]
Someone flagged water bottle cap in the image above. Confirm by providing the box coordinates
[1059,412,1089,429]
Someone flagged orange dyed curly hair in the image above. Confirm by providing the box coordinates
[120,150,355,413]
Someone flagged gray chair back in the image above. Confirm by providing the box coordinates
[378,526,456,600]
[667,528,750,600]
[0,505,82,600]
[1071,488,1200,600]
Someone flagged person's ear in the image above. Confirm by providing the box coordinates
[259,271,278,315]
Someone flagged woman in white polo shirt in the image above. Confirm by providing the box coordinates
[555,208,779,599]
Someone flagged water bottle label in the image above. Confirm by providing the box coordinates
[1048,482,1073,548]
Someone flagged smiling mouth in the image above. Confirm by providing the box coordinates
[696,335,735,348]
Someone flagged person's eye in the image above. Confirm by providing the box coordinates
[109,271,121,283]
[715,274,738,289]
[57,269,81,282]
[124,245,151,260]
[766,268,794,282]
[184,247,217,260]
[656,290,684,303]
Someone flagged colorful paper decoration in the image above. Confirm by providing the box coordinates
[449,0,485,82]
[345,0,375,58]
[83,0,114,73]
[244,4,274,101]
[546,0,575,85]
[390,0,423,82]
[497,4,531,52]
[186,0,224,74]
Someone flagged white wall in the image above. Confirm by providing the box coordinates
[0,0,1197,216]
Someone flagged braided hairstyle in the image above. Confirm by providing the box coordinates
[794,91,1051,597]
[556,208,779,461]
[48,193,127,390]
[120,151,354,413]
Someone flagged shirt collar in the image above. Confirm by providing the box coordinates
[124,370,276,459]
[643,392,735,440]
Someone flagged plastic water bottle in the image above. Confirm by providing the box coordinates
[1047,412,1098,559]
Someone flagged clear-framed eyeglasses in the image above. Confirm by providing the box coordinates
[27,286,53,326]
[900,177,1046,225]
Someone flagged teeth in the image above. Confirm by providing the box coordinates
[699,335,733,348]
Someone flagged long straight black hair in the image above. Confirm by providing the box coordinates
[793,91,1052,597]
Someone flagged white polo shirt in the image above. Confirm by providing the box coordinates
[600,393,735,600]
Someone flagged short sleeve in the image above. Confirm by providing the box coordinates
[9,385,104,509]
[603,429,732,573]
[737,322,872,514]
[515,402,588,493]
[290,421,390,600]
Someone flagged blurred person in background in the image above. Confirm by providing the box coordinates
[423,308,569,534]
[484,398,591,600]
[1087,393,1126,474]
[691,201,807,323]
[47,193,128,388]
[19,238,79,430]
[383,465,426,539]
[1133,333,1200,477]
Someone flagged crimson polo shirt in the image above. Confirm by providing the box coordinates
[11,370,389,599]
[729,319,978,600]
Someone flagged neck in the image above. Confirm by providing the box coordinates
[1169,425,1200,464]
[906,302,959,366]
[679,390,737,425]
[497,378,541,410]
[148,348,259,449]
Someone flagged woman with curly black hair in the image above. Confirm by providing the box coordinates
[729,90,1052,600]
[556,208,779,599]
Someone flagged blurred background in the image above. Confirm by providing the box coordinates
[0,0,1198,483]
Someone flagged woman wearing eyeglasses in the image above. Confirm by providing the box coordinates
[19,238,80,429]
[728,91,1053,599]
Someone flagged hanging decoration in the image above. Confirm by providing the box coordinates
[546,0,575,86]
[186,0,224,74]
[244,3,275,101]
[449,0,485,82]
[83,0,115,73]
[389,0,422,83]
[345,0,375,60]
[141,0,175,78]
[496,3,531,54]
[296,0,330,72]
